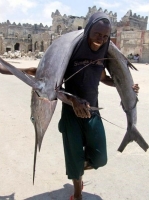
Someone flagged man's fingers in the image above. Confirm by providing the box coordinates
[75,106,91,118]
[82,108,90,118]
[132,84,140,93]
[72,99,91,118]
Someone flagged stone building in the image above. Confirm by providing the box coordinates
[51,9,85,34]
[117,10,148,31]
[116,10,149,62]
[51,7,117,37]
[0,20,52,54]
[0,6,148,62]
[51,7,149,62]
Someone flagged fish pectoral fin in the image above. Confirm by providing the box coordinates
[0,57,40,89]
[118,125,149,152]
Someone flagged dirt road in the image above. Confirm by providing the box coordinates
[0,60,149,200]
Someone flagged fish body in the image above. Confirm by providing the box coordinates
[34,30,84,100]
[107,41,149,152]
[30,30,83,183]
[0,31,148,183]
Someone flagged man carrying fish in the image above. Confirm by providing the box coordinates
[0,13,140,200]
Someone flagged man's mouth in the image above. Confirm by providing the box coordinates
[93,42,102,47]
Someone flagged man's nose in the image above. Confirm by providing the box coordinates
[97,36,104,42]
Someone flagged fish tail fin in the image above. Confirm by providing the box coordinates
[118,125,149,152]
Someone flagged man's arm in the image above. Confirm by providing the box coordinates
[56,87,91,118]
[100,69,115,86]
[67,95,91,118]
[100,69,139,93]
[0,63,36,76]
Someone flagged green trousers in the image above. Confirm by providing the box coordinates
[58,104,107,180]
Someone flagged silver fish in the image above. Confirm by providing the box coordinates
[0,30,85,183]
[107,41,149,152]
[0,31,148,183]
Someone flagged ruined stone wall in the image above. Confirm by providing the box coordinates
[51,10,85,35]
[0,20,50,54]
[116,30,149,63]
[0,7,148,60]
[0,36,3,54]
[32,31,51,52]
[142,31,149,63]
[51,7,118,36]
[117,10,148,32]
[0,23,8,37]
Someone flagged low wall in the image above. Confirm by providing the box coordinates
[116,30,149,63]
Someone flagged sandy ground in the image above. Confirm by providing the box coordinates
[0,59,149,200]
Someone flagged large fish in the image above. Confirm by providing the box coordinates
[107,41,149,152]
[0,30,86,183]
[0,30,148,182]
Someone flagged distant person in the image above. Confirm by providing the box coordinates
[133,54,139,62]
[127,53,133,60]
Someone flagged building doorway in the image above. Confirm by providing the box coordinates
[14,43,20,51]
[34,41,38,50]
[40,41,44,52]
[57,25,62,35]
[6,47,11,52]
[28,44,32,52]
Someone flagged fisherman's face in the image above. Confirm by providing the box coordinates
[88,20,111,51]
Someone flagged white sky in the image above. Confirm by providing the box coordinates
[0,0,148,29]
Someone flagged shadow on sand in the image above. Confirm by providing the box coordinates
[0,193,15,200]
[24,183,102,200]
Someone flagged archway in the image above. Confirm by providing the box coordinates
[57,25,62,35]
[14,43,20,51]
[15,33,18,39]
[28,44,32,52]
[6,47,11,52]
[28,34,32,39]
[34,41,38,50]
[40,41,44,52]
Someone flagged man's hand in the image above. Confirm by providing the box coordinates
[70,97,91,118]
[132,84,139,94]
[0,63,36,76]
[22,67,36,76]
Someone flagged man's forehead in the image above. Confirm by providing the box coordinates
[92,20,110,28]
[89,20,111,32]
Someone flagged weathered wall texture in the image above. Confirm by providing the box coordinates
[116,30,149,63]
[0,20,51,54]
[0,6,148,62]
[142,32,149,63]
[0,36,4,54]
[51,10,85,34]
